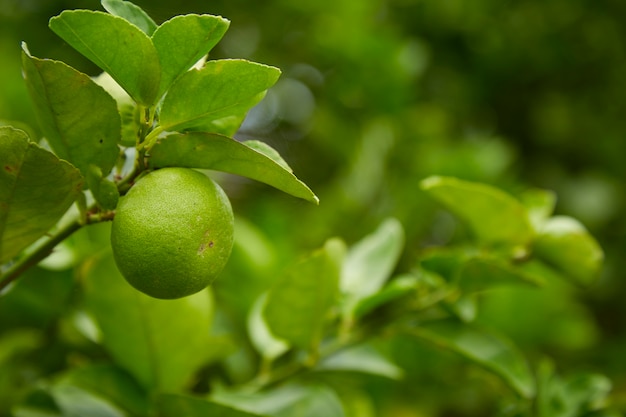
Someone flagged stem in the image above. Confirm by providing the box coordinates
[141,126,165,152]
[0,219,82,292]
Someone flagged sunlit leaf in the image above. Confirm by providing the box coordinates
[148,132,318,203]
[533,216,604,287]
[263,239,342,349]
[49,10,161,105]
[101,0,157,35]
[159,59,280,132]
[520,188,557,231]
[243,140,293,173]
[158,394,267,417]
[21,47,120,178]
[341,218,404,312]
[50,384,126,417]
[247,293,289,362]
[152,14,230,98]
[55,364,149,416]
[0,127,83,264]
[411,320,536,398]
[80,251,215,392]
[316,343,404,380]
[212,384,345,417]
[420,176,533,247]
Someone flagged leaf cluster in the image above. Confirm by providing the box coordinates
[0,0,317,287]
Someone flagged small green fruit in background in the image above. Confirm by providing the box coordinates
[111,167,234,299]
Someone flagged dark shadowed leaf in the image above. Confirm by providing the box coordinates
[537,360,615,417]
[148,132,318,203]
[411,319,536,398]
[159,59,280,132]
[22,46,120,177]
[12,388,63,417]
[49,10,161,105]
[353,274,418,318]
[101,0,157,35]
[152,14,230,98]
[0,127,83,263]
[0,267,74,327]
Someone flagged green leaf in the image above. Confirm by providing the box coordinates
[247,293,289,361]
[0,267,74,328]
[533,216,604,287]
[54,364,149,417]
[243,140,293,172]
[49,384,126,417]
[0,127,83,264]
[420,176,534,247]
[159,59,280,132]
[274,385,345,417]
[152,14,230,98]
[12,388,62,417]
[456,255,544,294]
[21,46,121,177]
[353,274,418,318]
[316,343,404,380]
[80,251,215,392]
[86,165,119,210]
[537,360,615,417]
[411,320,536,398]
[341,218,404,311]
[148,132,318,203]
[212,384,345,417]
[158,394,267,417]
[263,239,342,350]
[49,10,161,105]
[101,0,157,35]
[520,188,557,231]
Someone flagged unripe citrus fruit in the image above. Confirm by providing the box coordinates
[110,167,234,299]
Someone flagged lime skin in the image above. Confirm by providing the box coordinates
[111,168,234,299]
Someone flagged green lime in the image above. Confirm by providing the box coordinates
[110,167,234,299]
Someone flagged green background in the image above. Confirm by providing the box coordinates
[1,0,625,415]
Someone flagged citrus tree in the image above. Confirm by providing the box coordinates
[0,1,621,416]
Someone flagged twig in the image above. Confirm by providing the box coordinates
[0,219,83,292]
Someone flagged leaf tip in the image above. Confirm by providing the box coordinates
[420,175,444,191]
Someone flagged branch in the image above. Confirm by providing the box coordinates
[0,219,83,292]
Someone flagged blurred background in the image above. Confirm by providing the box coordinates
[1,0,625,415]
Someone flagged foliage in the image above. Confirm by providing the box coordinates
[0,0,624,416]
